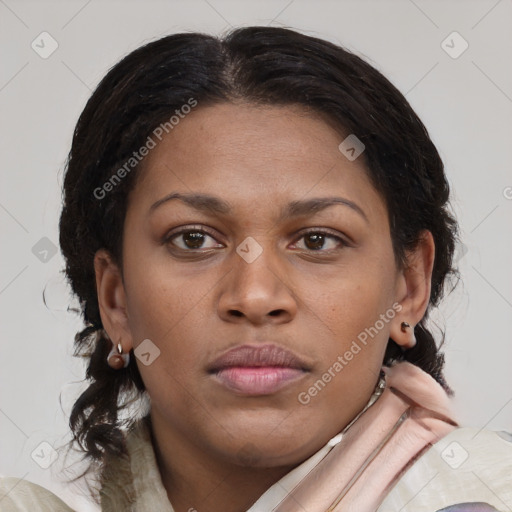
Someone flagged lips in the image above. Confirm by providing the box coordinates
[207,344,310,373]
[208,343,311,396]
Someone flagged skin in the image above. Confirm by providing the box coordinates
[94,102,435,512]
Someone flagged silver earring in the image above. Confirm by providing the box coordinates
[107,339,130,369]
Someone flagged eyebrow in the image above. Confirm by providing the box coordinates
[149,192,368,223]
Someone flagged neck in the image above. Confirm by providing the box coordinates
[148,411,298,512]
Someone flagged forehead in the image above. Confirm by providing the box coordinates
[129,102,387,225]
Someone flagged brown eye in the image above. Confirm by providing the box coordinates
[304,233,326,250]
[180,231,208,249]
[293,230,346,252]
[165,227,223,251]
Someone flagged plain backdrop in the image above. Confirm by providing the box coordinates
[1,1,511,510]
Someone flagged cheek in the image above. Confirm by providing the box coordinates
[303,262,395,339]
[123,247,208,339]
[297,280,392,413]
[122,255,221,387]
[298,260,396,386]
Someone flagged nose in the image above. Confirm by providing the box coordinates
[217,245,298,326]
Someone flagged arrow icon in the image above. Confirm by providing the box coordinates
[441,31,468,59]
[441,441,468,468]
[31,31,59,59]
[236,237,263,263]
[32,236,57,262]
[31,441,58,468]
[338,134,365,161]
[135,339,161,366]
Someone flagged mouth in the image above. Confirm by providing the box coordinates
[207,344,310,396]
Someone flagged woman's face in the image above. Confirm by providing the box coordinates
[96,102,430,468]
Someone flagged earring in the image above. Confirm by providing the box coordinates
[399,321,416,349]
[400,321,411,333]
[107,340,130,369]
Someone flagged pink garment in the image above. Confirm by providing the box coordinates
[272,361,458,512]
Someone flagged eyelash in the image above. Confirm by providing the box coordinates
[163,225,348,253]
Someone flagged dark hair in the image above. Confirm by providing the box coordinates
[58,25,460,501]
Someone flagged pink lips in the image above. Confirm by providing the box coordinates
[208,344,309,396]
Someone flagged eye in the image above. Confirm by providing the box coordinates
[163,226,348,253]
[291,229,347,252]
[164,226,223,251]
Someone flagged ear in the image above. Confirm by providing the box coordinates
[94,249,134,353]
[390,230,435,349]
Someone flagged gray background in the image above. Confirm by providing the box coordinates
[1,1,511,510]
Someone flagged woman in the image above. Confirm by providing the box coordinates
[1,26,510,512]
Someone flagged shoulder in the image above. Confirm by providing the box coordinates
[378,427,512,512]
[0,477,74,512]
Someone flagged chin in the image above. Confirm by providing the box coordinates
[213,428,318,469]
